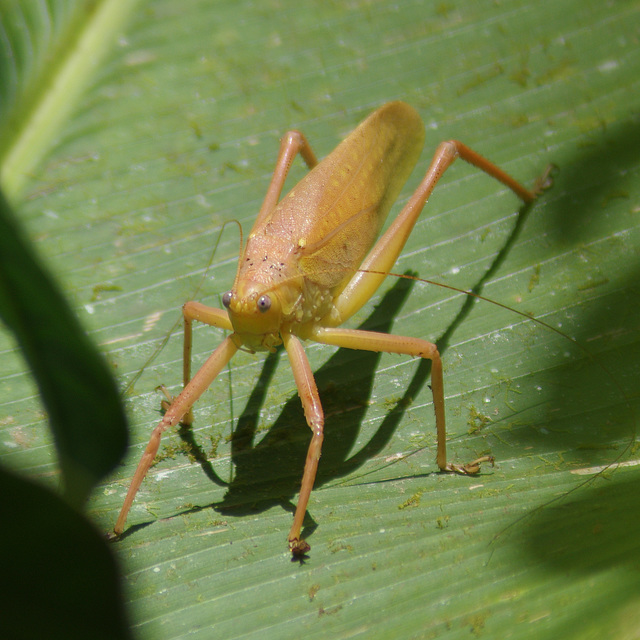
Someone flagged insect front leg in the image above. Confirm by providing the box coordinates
[179,301,234,425]
[281,332,324,556]
[114,334,238,535]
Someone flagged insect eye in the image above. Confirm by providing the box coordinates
[257,295,271,312]
[222,291,232,308]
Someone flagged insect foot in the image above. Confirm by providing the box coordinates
[289,537,312,558]
[445,455,496,475]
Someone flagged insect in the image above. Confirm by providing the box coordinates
[114,101,545,556]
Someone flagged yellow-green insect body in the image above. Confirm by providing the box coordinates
[226,102,425,351]
[115,101,540,556]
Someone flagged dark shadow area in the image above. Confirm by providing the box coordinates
[522,471,640,637]
[547,115,640,455]
[488,117,640,637]
[495,117,640,463]
[516,280,639,460]
[1,467,132,639]
[549,116,640,447]
[191,274,419,521]
[526,473,640,575]
[548,115,640,245]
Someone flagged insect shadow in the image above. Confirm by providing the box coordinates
[168,194,542,540]
[177,274,417,538]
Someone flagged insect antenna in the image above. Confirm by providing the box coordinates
[123,219,241,396]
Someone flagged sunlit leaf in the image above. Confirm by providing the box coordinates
[0,1,638,638]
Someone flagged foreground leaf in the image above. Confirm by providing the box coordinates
[0,189,128,504]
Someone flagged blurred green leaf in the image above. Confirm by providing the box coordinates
[0,3,132,635]
[0,1,639,639]
[0,189,128,504]
[0,0,139,198]
[0,466,133,639]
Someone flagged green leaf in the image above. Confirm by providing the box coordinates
[1,0,639,639]
[0,466,133,640]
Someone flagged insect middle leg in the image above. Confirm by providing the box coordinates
[309,326,490,475]
[114,331,237,535]
[114,302,235,535]
[283,322,490,556]
[178,302,234,426]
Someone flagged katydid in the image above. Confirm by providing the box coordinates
[114,101,545,556]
